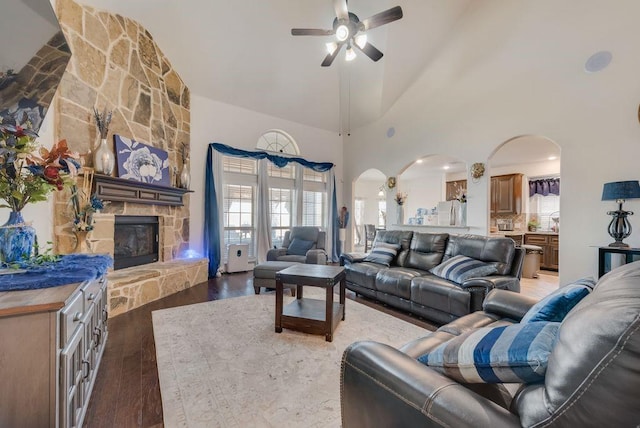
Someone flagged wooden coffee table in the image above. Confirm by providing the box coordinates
[275,264,346,342]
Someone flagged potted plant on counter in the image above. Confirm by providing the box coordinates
[527,218,539,232]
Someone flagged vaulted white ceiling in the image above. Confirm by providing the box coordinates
[77,0,472,133]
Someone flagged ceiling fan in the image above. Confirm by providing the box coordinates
[291,0,403,67]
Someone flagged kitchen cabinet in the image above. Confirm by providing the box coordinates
[524,233,559,270]
[446,180,467,201]
[0,276,108,428]
[491,174,523,215]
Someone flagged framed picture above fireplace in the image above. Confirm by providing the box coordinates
[114,134,170,186]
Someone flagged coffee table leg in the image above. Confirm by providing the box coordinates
[297,284,303,300]
[340,277,346,320]
[325,284,333,342]
[275,278,283,333]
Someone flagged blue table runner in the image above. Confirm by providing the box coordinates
[0,254,113,292]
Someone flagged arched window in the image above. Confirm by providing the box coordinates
[256,130,299,155]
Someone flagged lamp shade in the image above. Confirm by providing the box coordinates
[602,180,640,201]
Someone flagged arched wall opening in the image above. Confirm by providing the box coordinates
[352,169,387,251]
[488,135,561,278]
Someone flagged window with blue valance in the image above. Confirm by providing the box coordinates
[205,143,339,278]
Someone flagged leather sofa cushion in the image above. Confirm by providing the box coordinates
[375,267,428,300]
[444,234,515,275]
[345,262,386,291]
[373,230,414,251]
[411,274,472,318]
[401,232,448,270]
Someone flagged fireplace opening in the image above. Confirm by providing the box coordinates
[114,216,159,270]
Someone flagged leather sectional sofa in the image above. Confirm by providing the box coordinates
[341,231,524,324]
[340,261,640,427]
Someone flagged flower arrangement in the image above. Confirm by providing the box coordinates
[93,107,112,139]
[395,192,407,205]
[453,182,467,203]
[0,117,79,212]
[70,168,105,232]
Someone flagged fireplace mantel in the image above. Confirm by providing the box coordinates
[94,175,193,206]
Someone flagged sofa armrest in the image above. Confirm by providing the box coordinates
[340,252,368,266]
[482,289,539,321]
[266,248,287,261]
[341,341,520,428]
[305,249,327,264]
[460,275,520,292]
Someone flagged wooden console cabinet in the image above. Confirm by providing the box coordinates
[0,277,108,427]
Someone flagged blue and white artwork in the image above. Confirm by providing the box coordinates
[114,134,170,186]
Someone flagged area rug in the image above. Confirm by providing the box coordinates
[152,291,432,427]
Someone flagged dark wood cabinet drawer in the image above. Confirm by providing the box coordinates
[524,234,548,245]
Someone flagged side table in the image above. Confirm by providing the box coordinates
[275,264,346,342]
[598,246,640,277]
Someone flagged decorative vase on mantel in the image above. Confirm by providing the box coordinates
[178,159,191,189]
[0,211,36,263]
[73,230,92,253]
[93,138,115,175]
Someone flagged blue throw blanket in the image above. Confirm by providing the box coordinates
[0,254,113,292]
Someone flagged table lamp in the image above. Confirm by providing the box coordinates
[602,180,640,247]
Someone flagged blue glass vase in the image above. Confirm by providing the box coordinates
[0,211,35,263]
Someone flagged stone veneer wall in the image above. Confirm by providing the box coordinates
[53,0,191,260]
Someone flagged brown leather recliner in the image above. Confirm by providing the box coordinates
[341,261,640,427]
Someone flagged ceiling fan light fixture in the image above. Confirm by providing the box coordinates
[345,45,357,61]
[326,42,338,55]
[355,34,367,49]
[335,24,350,42]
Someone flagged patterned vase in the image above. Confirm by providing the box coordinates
[0,211,35,263]
[93,138,115,175]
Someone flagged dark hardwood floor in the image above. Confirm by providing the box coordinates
[83,270,554,427]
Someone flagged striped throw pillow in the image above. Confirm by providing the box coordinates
[429,254,498,283]
[521,277,595,323]
[418,321,559,383]
[363,242,401,267]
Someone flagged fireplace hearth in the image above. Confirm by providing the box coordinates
[114,216,159,270]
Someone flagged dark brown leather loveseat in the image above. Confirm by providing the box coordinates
[341,231,524,324]
[340,261,640,427]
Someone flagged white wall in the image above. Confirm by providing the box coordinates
[189,95,344,255]
[343,0,640,283]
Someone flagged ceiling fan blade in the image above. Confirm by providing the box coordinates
[333,0,349,20]
[355,41,384,62]
[321,43,344,67]
[291,28,334,36]
[361,6,403,31]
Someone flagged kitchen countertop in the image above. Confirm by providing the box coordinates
[490,231,559,237]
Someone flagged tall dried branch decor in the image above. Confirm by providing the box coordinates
[92,107,112,139]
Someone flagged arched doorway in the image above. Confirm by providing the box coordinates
[488,135,561,293]
[353,169,387,251]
